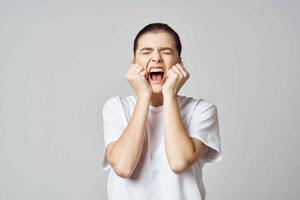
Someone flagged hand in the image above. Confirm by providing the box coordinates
[162,62,190,97]
[125,61,152,98]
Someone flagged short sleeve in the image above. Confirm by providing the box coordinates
[100,96,128,170]
[187,100,222,163]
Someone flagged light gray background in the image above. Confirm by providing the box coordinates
[0,0,299,199]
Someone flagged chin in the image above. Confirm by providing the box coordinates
[151,86,163,94]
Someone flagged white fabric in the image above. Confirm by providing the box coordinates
[100,95,222,200]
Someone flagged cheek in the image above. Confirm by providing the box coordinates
[164,58,179,68]
[135,58,149,69]
[163,55,180,63]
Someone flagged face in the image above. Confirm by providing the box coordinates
[133,31,181,94]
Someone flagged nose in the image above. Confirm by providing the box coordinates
[151,51,162,63]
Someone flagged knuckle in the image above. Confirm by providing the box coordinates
[129,75,134,80]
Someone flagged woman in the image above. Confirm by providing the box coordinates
[101,22,222,200]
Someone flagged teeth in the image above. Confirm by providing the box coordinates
[149,68,164,73]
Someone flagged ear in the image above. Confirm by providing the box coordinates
[131,58,135,64]
[178,57,182,64]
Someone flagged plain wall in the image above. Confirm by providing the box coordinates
[1,0,299,199]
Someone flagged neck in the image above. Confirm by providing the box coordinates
[150,93,164,107]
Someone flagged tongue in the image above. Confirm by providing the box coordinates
[152,74,163,81]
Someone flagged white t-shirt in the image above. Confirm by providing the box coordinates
[100,95,222,200]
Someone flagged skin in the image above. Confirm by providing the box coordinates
[106,31,209,178]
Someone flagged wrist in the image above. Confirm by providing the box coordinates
[163,92,177,101]
[137,93,151,102]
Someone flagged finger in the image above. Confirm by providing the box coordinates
[134,64,144,74]
[129,63,139,74]
[135,65,149,80]
[166,68,173,78]
[126,63,138,79]
[175,63,189,78]
[178,62,187,72]
[139,70,148,79]
[179,61,184,66]
[126,63,133,76]
[130,64,138,74]
[167,68,179,79]
[172,65,183,78]
[146,59,151,73]
[129,62,137,69]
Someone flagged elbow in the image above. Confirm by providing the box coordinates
[115,170,132,179]
[113,165,134,178]
[171,167,185,174]
[169,161,190,174]
[106,148,134,178]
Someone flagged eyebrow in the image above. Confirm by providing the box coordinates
[140,47,174,52]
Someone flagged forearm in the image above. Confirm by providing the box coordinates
[108,95,150,177]
[163,95,196,171]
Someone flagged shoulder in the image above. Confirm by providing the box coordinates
[195,98,217,114]
[177,95,218,116]
[103,96,121,109]
[103,95,136,111]
[102,95,136,121]
[178,95,216,108]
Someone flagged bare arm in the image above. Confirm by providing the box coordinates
[104,61,152,178]
[163,96,208,174]
[105,95,150,178]
[162,63,208,174]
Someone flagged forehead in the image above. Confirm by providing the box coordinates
[137,31,176,49]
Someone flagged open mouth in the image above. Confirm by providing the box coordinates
[149,71,164,82]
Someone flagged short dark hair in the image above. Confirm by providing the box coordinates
[133,23,182,57]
